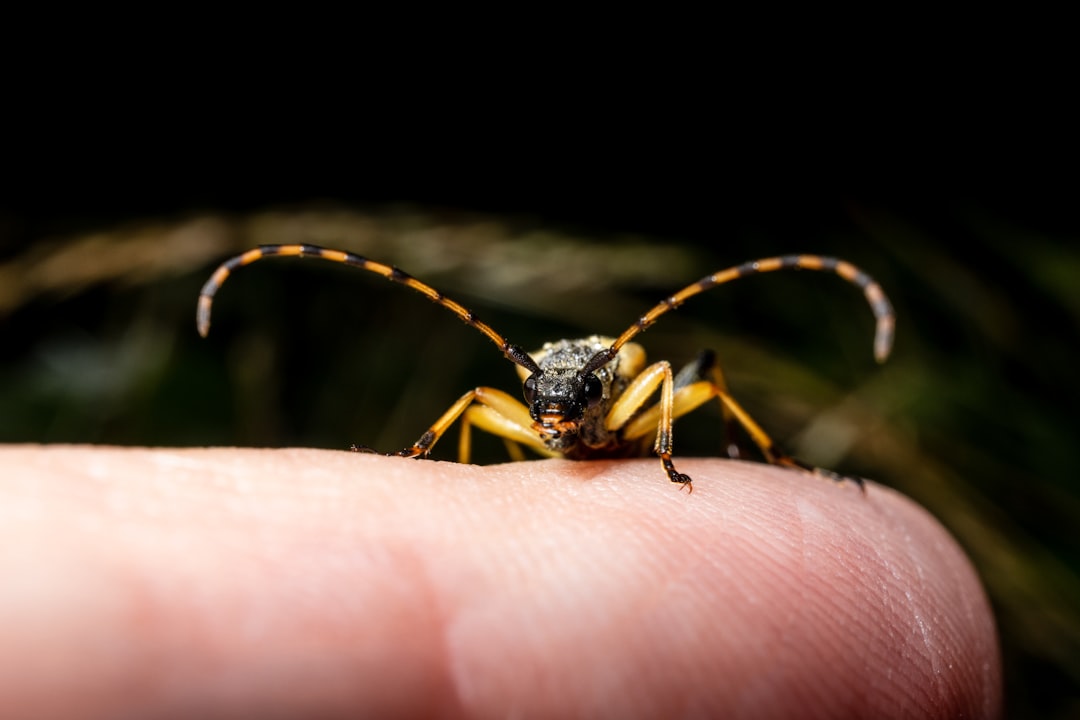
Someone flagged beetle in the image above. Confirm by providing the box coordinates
[197,245,894,492]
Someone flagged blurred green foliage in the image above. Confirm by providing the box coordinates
[1,204,1077,717]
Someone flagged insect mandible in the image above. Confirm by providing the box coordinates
[196,245,894,493]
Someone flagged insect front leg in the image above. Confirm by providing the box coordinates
[352,386,557,463]
[352,388,480,459]
[456,388,560,463]
[624,376,866,492]
[605,361,693,491]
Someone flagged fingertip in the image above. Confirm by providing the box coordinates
[0,448,1001,719]
[519,459,1002,719]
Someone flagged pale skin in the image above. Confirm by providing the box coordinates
[0,446,1001,719]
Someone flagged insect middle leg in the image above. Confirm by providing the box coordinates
[674,350,748,461]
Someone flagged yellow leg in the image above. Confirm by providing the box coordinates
[674,350,743,459]
[715,392,863,489]
[606,362,670,431]
[391,389,480,458]
[622,380,723,441]
[458,392,557,463]
[605,361,692,490]
[623,380,864,490]
[355,385,555,465]
[502,439,528,463]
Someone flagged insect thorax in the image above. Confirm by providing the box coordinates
[516,335,645,454]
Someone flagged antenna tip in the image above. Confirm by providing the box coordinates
[873,325,894,364]
[196,296,212,338]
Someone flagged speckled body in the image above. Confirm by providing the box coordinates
[517,335,645,458]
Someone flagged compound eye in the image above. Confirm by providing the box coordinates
[523,374,538,404]
[583,374,603,407]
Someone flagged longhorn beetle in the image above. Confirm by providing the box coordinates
[197,245,894,492]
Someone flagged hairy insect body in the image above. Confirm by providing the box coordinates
[197,244,895,492]
[520,336,644,456]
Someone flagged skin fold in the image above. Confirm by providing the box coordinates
[0,446,1001,719]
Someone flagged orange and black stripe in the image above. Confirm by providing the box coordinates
[197,244,541,373]
[608,254,895,364]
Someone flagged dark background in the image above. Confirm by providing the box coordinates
[2,103,1078,717]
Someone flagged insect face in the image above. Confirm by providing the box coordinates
[522,368,601,436]
[516,336,643,453]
